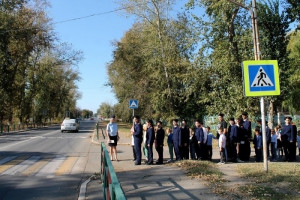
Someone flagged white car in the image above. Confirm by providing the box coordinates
[61,119,79,133]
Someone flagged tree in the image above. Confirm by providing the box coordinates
[82,109,93,119]
[256,0,292,127]
[186,0,260,118]
[97,102,113,118]
[0,0,83,124]
[283,32,300,114]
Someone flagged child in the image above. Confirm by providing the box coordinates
[189,128,197,160]
[275,125,283,157]
[218,128,226,164]
[297,130,300,156]
[206,126,216,161]
[167,128,174,163]
[270,129,277,161]
[142,123,148,163]
[255,127,262,162]
[131,127,136,161]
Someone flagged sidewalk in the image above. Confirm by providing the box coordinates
[88,133,221,200]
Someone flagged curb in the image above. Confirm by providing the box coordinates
[78,175,94,200]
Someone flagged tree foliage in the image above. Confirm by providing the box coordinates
[0,0,82,123]
[107,0,299,122]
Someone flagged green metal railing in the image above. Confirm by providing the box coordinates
[100,142,126,200]
[96,123,105,140]
[0,123,51,134]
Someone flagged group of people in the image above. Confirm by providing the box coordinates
[106,113,299,165]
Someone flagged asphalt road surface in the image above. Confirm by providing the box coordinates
[0,119,99,200]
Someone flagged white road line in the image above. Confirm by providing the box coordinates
[2,156,40,175]
[35,155,66,178]
[0,156,18,165]
[0,130,60,150]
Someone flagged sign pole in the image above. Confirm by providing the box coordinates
[260,97,268,172]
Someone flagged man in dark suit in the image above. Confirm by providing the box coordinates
[195,120,204,160]
[242,112,252,161]
[180,120,190,160]
[281,117,296,162]
[132,115,143,165]
[172,119,182,161]
[155,121,165,164]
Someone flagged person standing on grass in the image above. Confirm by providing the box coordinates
[131,134,136,162]
[189,128,197,160]
[172,119,182,161]
[146,119,155,165]
[195,120,204,160]
[275,125,283,158]
[297,130,300,156]
[106,115,119,161]
[180,120,190,160]
[254,127,262,162]
[218,128,226,164]
[271,129,278,161]
[228,117,238,162]
[242,112,252,160]
[217,113,227,139]
[281,117,296,162]
[155,121,165,164]
[132,115,143,165]
[167,128,174,163]
[142,123,148,163]
[206,126,216,161]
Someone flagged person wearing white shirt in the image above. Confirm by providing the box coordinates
[218,128,226,164]
[106,115,119,161]
[271,129,278,161]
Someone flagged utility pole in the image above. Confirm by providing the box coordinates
[226,0,268,172]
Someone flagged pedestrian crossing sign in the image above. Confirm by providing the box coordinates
[242,60,280,96]
[129,99,138,109]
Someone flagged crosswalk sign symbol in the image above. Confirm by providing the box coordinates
[251,67,274,87]
[243,60,280,97]
[129,99,138,109]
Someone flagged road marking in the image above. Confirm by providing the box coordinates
[35,155,66,178]
[55,156,78,175]
[0,156,30,174]
[0,156,17,165]
[22,157,53,176]
[2,156,40,175]
[71,156,87,175]
[0,130,60,150]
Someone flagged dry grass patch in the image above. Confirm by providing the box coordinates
[175,160,230,196]
[237,163,300,199]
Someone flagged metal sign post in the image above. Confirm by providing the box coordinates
[260,97,268,171]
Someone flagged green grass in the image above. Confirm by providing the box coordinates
[238,184,292,200]
[237,163,300,199]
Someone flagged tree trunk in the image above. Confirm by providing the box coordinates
[268,100,274,129]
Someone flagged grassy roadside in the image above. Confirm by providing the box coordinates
[236,163,300,199]
[175,160,300,199]
[174,160,229,197]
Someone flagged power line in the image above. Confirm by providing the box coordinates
[52,6,131,25]
[0,6,132,34]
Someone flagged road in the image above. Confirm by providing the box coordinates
[0,119,100,200]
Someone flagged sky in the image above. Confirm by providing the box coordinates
[47,1,187,114]
[48,1,135,114]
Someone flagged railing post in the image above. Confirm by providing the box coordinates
[97,123,99,140]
